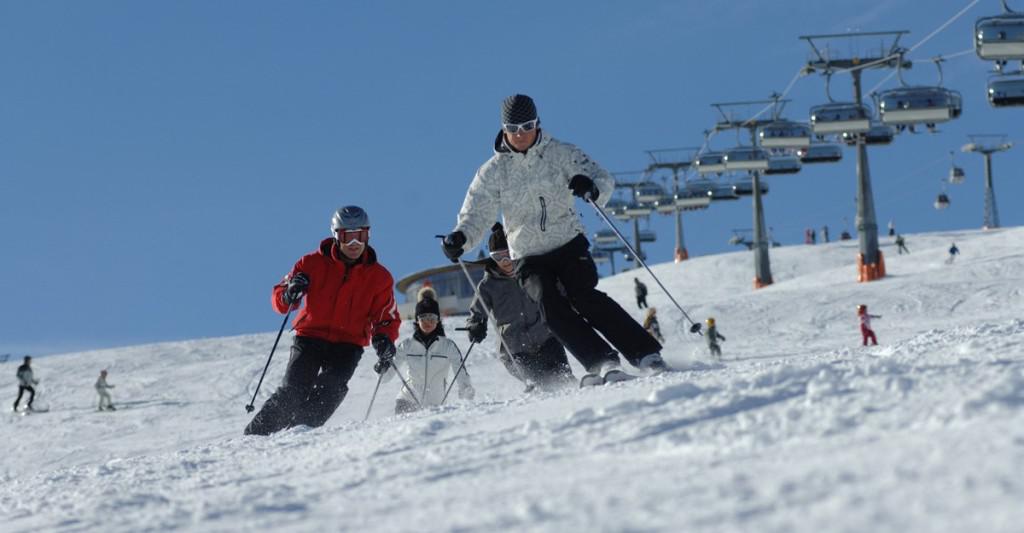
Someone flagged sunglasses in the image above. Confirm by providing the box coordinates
[489,250,512,263]
[502,118,539,134]
[417,313,439,322]
[336,228,369,245]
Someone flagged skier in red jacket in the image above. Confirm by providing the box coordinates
[245,206,401,436]
[857,304,881,346]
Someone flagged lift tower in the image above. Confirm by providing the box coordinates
[709,98,788,288]
[645,147,699,262]
[800,31,910,282]
[962,134,1013,229]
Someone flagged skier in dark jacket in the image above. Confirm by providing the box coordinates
[946,242,960,264]
[634,278,649,309]
[705,318,726,358]
[13,356,39,412]
[244,206,401,436]
[442,94,666,386]
[466,223,574,392]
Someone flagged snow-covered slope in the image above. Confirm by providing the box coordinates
[2,228,1023,532]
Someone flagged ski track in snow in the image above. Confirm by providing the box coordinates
[2,228,1023,532]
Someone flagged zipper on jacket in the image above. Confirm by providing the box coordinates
[539,196,547,231]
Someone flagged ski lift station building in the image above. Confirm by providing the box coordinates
[394,262,486,319]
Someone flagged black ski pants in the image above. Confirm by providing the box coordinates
[13,385,34,410]
[244,336,362,436]
[517,234,662,373]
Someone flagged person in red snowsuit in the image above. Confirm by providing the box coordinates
[244,206,401,436]
[857,304,881,346]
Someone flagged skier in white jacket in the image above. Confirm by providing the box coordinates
[442,94,667,386]
[377,289,474,413]
[95,370,116,411]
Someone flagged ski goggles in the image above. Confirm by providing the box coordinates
[501,118,539,134]
[335,227,369,245]
[489,250,512,264]
[416,313,439,323]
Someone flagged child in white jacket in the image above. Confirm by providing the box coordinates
[379,289,474,413]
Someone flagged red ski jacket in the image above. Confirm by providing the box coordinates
[272,239,401,347]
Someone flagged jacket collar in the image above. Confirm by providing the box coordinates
[318,238,378,266]
[493,128,546,155]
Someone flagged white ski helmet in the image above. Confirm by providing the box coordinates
[331,205,370,235]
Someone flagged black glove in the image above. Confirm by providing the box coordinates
[372,333,396,361]
[373,359,391,375]
[467,321,487,344]
[569,174,600,202]
[442,231,467,262]
[282,273,309,305]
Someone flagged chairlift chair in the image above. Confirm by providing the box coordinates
[731,177,770,196]
[593,229,619,244]
[948,151,966,184]
[877,87,963,126]
[638,229,657,243]
[758,121,812,149]
[603,198,630,221]
[797,143,843,164]
[842,122,895,146]
[622,201,654,217]
[809,102,873,134]
[634,181,666,203]
[674,192,711,210]
[695,152,727,174]
[591,250,611,264]
[654,194,678,214]
[987,75,1024,106]
[764,155,802,175]
[724,147,770,171]
[975,12,1024,61]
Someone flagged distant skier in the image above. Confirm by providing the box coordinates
[634,278,649,309]
[705,318,726,358]
[822,225,830,243]
[643,307,664,343]
[13,356,39,412]
[95,369,116,411]
[946,242,960,264]
[857,304,881,346]
[378,288,474,413]
[244,205,401,436]
[888,219,895,237]
[441,93,666,386]
[466,223,574,392]
[895,234,909,255]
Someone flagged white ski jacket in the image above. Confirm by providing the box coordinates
[454,130,615,259]
[382,332,473,406]
[16,365,36,387]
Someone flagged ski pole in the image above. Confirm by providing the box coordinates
[245,305,294,413]
[585,195,703,335]
[441,342,477,405]
[391,365,422,408]
[363,371,385,421]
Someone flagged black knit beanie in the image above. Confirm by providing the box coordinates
[487,222,509,252]
[501,94,538,125]
[415,294,440,318]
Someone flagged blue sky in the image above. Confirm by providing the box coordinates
[2,0,1020,355]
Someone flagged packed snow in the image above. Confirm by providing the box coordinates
[2,227,1023,532]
